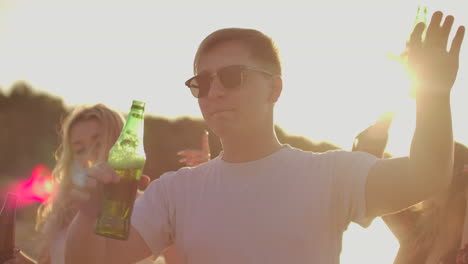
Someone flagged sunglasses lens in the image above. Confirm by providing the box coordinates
[189,87,200,98]
[219,66,243,89]
[187,74,212,98]
[186,66,244,98]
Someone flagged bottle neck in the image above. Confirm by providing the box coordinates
[122,109,144,132]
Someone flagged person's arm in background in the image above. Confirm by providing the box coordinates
[352,112,393,158]
[177,130,211,167]
[4,249,38,264]
[364,11,465,219]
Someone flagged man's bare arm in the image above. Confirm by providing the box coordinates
[365,11,464,219]
[65,211,151,264]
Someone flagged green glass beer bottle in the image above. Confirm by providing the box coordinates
[404,5,428,54]
[413,5,428,40]
[404,4,428,98]
[95,100,146,240]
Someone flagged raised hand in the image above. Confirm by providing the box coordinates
[352,112,394,158]
[407,11,465,96]
[177,130,211,167]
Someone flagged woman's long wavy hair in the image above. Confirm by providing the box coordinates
[35,104,124,263]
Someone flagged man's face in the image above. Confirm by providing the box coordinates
[196,41,275,139]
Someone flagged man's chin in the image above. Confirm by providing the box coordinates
[211,110,235,120]
[207,122,237,139]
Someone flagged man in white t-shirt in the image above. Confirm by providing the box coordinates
[64,11,465,264]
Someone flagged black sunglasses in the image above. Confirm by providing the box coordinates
[185,65,274,98]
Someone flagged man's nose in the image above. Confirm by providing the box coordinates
[207,76,227,98]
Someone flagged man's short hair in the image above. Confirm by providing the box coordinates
[193,28,282,76]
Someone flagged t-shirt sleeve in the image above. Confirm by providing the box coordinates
[132,171,176,256]
[330,150,379,229]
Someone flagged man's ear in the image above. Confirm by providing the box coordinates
[268,76,282,103]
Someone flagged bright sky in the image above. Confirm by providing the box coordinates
[1,0,468,263]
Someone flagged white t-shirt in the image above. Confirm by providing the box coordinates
[132,145,378,264]
[48,226,155,264]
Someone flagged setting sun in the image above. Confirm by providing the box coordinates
[1,0,467,263]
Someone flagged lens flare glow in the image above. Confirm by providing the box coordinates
[4,164,57,208]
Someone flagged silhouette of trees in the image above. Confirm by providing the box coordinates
[1,82,65,179]
[0,89,6,108]
[143,116,210,179]
[0,83,342,183]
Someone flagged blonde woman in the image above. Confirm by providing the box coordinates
[31,104,173,264]
[4,104,124,264]
[34,104,126,263]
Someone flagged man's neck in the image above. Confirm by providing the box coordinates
[220,128,282,163]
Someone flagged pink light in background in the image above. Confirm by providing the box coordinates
[4,164,57,208]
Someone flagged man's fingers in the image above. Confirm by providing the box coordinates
[440,15,455,49]
[85,163,120,184]
[86,176,98,189]
[138,174,151,190]
[95,169,117,184]
[450,26,466,58]
[441,15,455,35]
[424,11,443,47]
[426,11,443,33]
[428,11,443,29]
[409,22,425,50]
[112,171,120,183]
